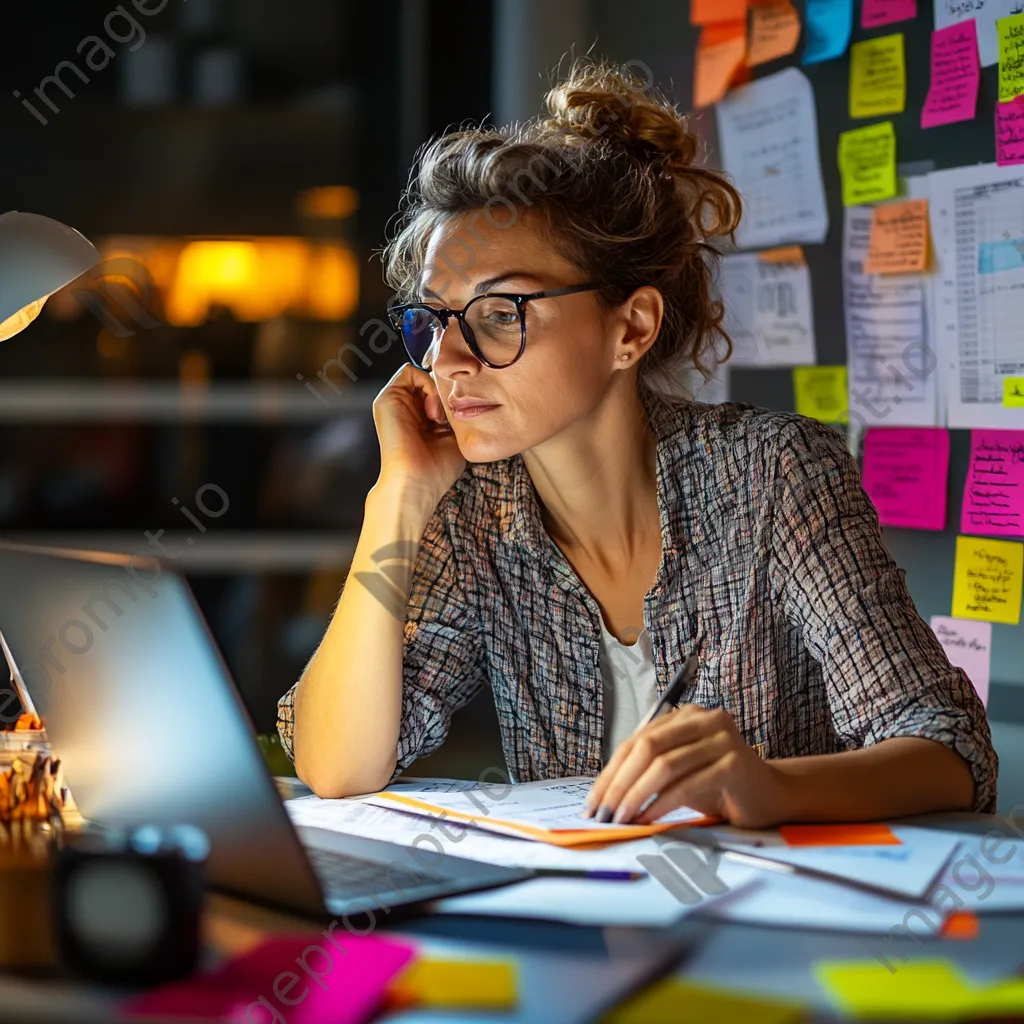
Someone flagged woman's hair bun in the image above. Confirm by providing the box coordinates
[541,58,699,171]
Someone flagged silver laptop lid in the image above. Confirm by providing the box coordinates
[0,543,326,917]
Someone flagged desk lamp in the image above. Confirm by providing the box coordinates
[0,211,100,342]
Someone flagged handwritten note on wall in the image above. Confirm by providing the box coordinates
[951,535,1024,625]
[997,97,1024,165]
[862,0,916,28]
[929,616,992,707]
[850,34,906,118]
[960,429,1024,538]
[864,198,930,274]
[838,121,897,206]
[793,366,848,423]
[747,0,802,66]
[862,427,950,530]
[998,13,1024,102]
[922,20,981,129]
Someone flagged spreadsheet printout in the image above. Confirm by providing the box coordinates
[716,67,829,250]
[930,163,1024,429]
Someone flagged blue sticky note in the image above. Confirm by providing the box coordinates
[803,0,854,65]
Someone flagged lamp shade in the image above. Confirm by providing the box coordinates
[0,212,101,341]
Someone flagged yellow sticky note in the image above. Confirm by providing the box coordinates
[816,959,1024,1019]
[1004,376,1024,406]
[850,33,906,118]
[602,977,804,1024]
[864,199,930,274]
[388,958,517,1009]
[998,13,1024,103]
[793,366,848,424]
[838,121,897,206]
[951,535,1024,626]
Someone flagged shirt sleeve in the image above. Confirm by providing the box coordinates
[767,416,998,814]
[276,497,489,785]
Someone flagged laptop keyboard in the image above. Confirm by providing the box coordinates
[306,846,438,901]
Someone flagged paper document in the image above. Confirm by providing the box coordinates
[930,162,1024,429]
[934,0,1024,67]
[929,615,992,706]
[366,776,712,847]
[716,67,829,250]
[843,185,938,428]
[717,252,817,366]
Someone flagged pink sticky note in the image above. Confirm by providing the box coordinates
[862,0,916,29]
[862,427,951,531]
[961,429,1024,538]
[122,934,418,1023]
[997,96,1024,165]
[930,615,992,707]
[922,20,981,129]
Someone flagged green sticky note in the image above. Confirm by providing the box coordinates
[838,121,897,206]
[1004,376,1024,406]
[793,366,848,424]
[999,13,1024,102]
[850,33,906,118]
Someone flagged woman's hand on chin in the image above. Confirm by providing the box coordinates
[580,705,791,830]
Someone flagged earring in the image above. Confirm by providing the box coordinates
[618,354,629,362]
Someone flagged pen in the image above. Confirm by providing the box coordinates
[633,653,701,734]
[531,869,644,881]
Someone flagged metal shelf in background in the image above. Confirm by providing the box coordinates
[0,381,377,422]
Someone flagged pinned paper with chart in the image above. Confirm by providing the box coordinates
[922,20,980,129]
[861,427,950,530]
[716,67,829,249]
[842,190,938,428]
[935,0,1024,67]
[960,429,1024,538]
[929,615,992,707]
[951,534,1024,625]
[717,249,817,366]
[929,162,1024,429]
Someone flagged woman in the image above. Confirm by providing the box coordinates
[277,59,996,827]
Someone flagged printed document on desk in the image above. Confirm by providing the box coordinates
[930,162,1024,429]
[366,776,714,847]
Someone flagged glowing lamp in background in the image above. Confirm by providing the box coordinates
[0,212,101,341]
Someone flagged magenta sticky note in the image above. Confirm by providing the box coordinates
[930,615,992,707]
[122,934,418,1023]
[922,20,981,129]
[997,96,1024,165]
[960,429,1024,538]
[862,427,951,531]
[862,0,916,29]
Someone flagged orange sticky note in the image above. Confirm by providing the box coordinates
[691,0,748,24]
[758,245,805,263]
[940,912,980,940]
[747,0,802,66]
[779,824,901,846]
[695,21,748,108]
[863,198,930,275]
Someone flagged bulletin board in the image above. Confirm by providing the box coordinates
[591,1,1024,712]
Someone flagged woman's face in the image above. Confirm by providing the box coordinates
[418,211,658,463]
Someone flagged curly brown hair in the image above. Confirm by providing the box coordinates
[380,56,742,403]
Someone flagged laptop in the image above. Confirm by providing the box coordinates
[0,542,532,921]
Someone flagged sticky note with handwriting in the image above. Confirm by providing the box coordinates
[864,198,929,274]
[929,615,992,707]
[922,20,980,129]
[1005,377,1024,406]
[838,121,897,206]
[960,429,1024,538]
[998,13,1024,102]
[997,96,1024,165]
[862,427,949,531]
[861,0,916,28]
[850,34,906,118]
[793,366,848,423]
[951,535,1024,625]
[746,0,801,66]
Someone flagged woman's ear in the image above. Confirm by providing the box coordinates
[615,285,663,364]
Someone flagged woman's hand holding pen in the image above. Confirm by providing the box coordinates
[580,705,791,830]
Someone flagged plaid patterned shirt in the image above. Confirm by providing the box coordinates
[277,392,998,813]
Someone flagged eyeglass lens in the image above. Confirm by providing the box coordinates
[398,296,523,369]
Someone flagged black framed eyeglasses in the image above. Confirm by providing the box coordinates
[386,282,601,370]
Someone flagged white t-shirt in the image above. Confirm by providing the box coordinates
[597,616,660,763]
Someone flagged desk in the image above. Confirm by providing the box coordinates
[2,812,1023,1023]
